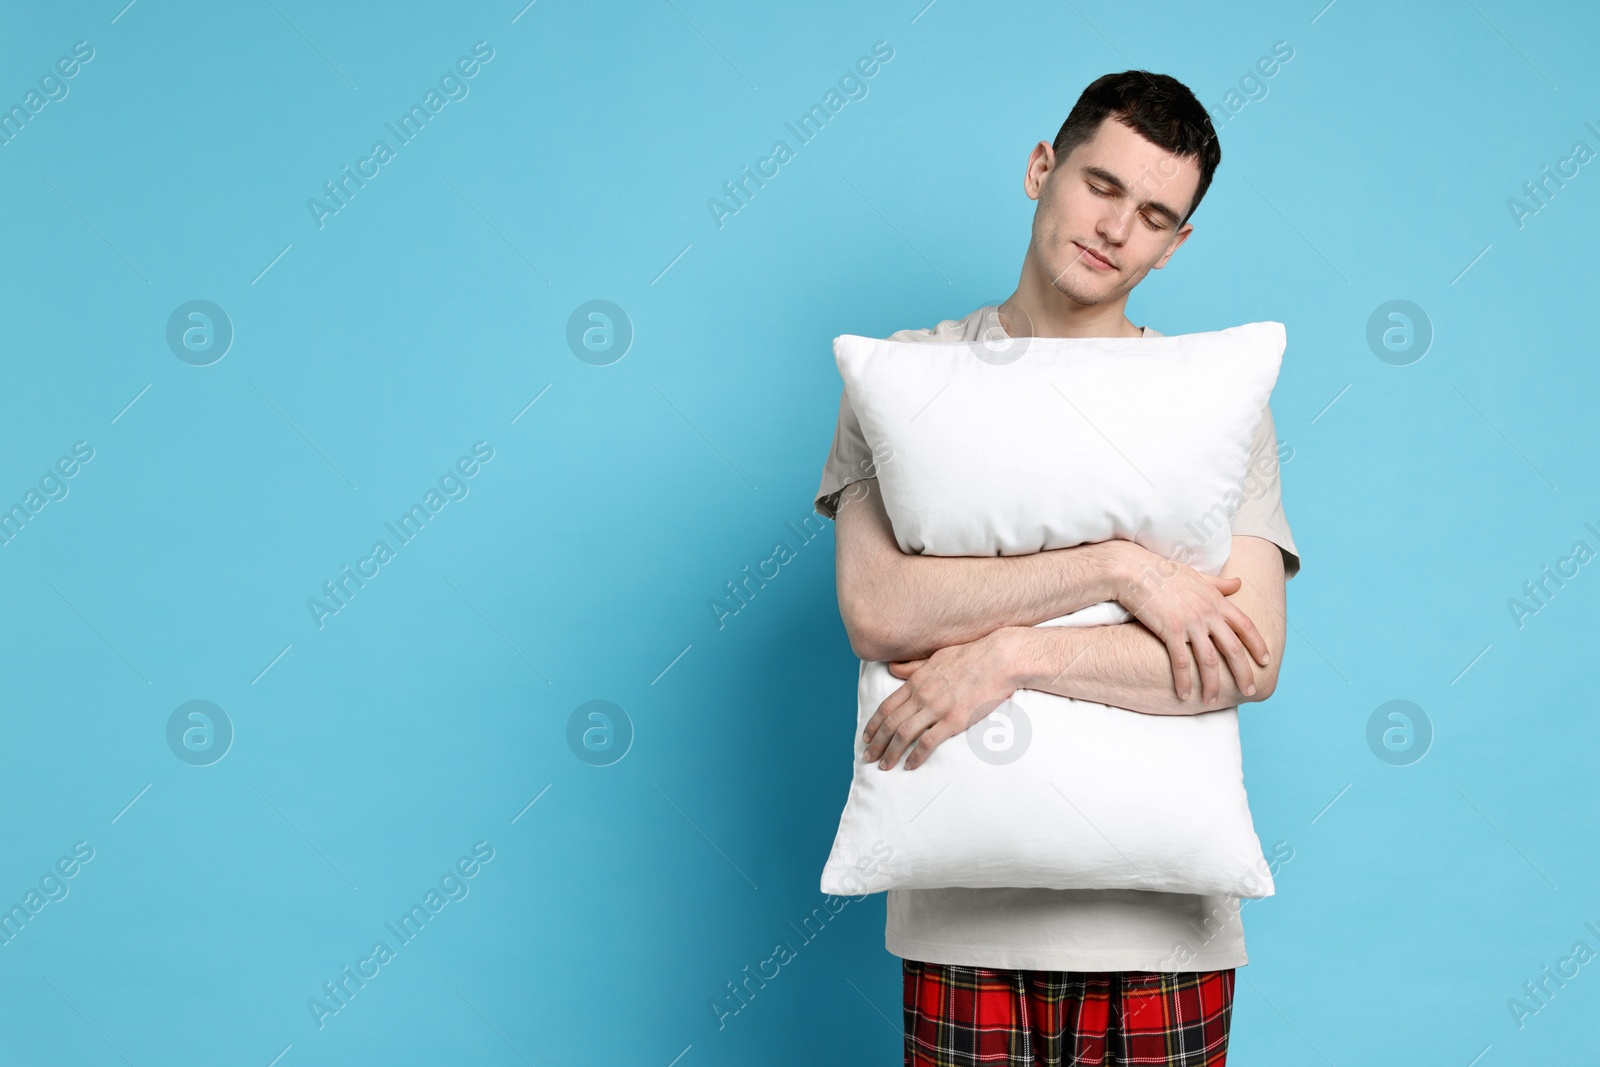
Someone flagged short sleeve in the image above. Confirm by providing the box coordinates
[813,388,880,519]
[1231,403,1301,579]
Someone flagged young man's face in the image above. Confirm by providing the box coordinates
[1024,115,1200,307]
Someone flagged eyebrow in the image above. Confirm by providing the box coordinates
[1080,164,1184,226]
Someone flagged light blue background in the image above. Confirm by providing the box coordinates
[1,1,1596,1064]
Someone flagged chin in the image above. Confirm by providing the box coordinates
[1049,271,1115,306]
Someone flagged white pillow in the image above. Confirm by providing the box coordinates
[819,321,1285,898]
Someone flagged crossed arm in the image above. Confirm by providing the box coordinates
[833,478,1288,770]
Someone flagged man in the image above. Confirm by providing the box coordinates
[814,72,1300,1065]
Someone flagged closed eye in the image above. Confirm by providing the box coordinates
[1090,183,1168,231]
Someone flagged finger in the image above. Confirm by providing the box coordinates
[1204,574,1242,593]
[878,705,938,770]
[867,679,932,760]
[864,683,914,756]
[1165,637,1193,701]
[888,659,926,679]
[865,700,913,763]
[903,722,954,770]
[1220,601,1270,666]
[1208,620,1257,698]
[1189,624,1223,706]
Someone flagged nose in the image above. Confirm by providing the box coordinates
[1097,201,1134,246]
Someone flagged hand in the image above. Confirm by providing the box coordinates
[1113,545,1269,706]
[862,631,1018,771]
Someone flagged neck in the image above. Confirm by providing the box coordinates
[999,244,1141,339]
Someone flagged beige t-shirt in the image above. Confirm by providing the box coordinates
[814,305,1301,972]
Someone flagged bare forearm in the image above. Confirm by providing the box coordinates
[997,534,1288,714]
[995,621,1258,715]
[846,545,1132,660]
[834,478,1146,661]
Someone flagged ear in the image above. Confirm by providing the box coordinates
[1024,141,1056,201]
[1152,221,1194,269]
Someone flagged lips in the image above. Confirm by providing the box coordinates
[1075,242,1116,271]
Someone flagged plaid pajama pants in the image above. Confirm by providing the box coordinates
[903,959,1235,1067]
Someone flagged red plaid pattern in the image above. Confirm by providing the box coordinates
[903,959,1235,1066]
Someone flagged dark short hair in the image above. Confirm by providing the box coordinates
[1050,71,1221,225]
